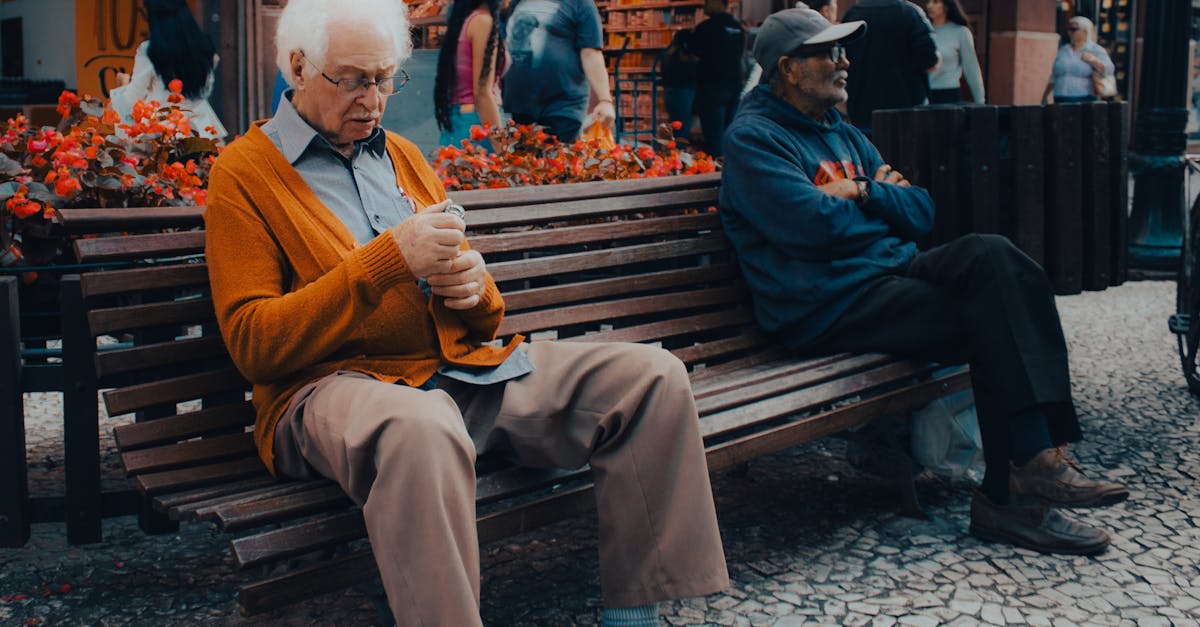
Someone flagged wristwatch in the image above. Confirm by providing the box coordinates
[853,177,870,206]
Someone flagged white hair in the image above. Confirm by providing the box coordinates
[1068,16,1096,42]
[275,0,413,87]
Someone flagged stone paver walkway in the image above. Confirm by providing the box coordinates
[1,280,1197,626]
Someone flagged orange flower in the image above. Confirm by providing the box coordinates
[54,175,82,197]
[168,79,184,94]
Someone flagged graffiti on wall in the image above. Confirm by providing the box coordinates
[75,0,150,98]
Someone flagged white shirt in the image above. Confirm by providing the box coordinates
[108,41,228,139]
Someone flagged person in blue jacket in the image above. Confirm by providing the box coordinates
[720,8,1130,557]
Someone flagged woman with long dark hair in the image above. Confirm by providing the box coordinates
[925,0,984,104]
[110,0,227,139]
[434,0,506,149]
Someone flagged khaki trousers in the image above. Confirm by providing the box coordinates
[273,341,729,626]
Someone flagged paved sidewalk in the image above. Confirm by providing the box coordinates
[2,280,1198,626]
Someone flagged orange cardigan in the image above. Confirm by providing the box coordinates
[205,124,521,473]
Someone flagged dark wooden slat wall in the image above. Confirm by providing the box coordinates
[1009,106,1047,267]
[874,102,1128,295]
[926,107,964,246]
[1045,104,1085,295]
[1082,103,1113,291]
[1110,102,1130,286]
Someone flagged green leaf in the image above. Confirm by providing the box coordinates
[0,152,25,177]
[0,180,20,200]
[93,175,122,190]
[80,100,106,118]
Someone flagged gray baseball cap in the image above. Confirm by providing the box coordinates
[753,8,866,80]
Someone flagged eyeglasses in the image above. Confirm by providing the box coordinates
[301,53,410,97]
[790,43,847,64]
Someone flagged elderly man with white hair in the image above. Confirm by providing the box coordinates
[202,0,729,624]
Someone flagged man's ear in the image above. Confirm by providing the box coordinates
[775,56,794,83]
[289,51,307,89]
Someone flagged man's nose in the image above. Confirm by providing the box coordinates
[357,84,384,109]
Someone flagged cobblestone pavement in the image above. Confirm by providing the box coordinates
[2,280,1198,626]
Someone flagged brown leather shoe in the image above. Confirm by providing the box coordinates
[969,490,1110,555]
[1010,447,1130,509]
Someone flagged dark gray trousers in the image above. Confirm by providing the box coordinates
[803,234,1083,487]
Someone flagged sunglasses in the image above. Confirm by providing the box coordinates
[790,43,847,64]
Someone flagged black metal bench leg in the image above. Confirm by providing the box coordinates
[1,277,31,547]
[137,498,177,534]
[892,450,927,520]
[843,414,928,519]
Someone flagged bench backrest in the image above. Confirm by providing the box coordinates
[73,173,773,499]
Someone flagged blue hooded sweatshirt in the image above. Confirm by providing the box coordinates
[719,85,935,348]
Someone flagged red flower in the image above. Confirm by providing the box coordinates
[469,125,489,141]
[168,79,184,94]
[671,120,683,130]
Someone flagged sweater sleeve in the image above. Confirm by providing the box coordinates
[722,123,899,257]
[959,27,985,103]
[850,130,935,241]
[909,7,941,72]
[205,158,415,384]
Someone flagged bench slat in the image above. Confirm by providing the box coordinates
[113,401,254,450]
[79,263,210,298]
[498,285,743,337]
[122,431,255,475]
[694,353,895,412]
[454,172,721,210]
[58,206,206,232]
[232,511,366,570]
[470,212,721,255]
[95,335,228,378]
[135,457,267,495]
[705,369,972,471]
[152,476,279,513]
[699,361,935,438]
[184,480,338,520]
[466,187,719,229]
[558,308,754,345]
[488,234,728,283]
[502,264,739,313]
[687,349,804,385]
[672,333,770,368]
[103,367,247,417]
[237,550,380,617]
[74,231,206,263]
[87,297,215,336]
[210,484,353,532]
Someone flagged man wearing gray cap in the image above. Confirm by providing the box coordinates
[718,8,1129,556]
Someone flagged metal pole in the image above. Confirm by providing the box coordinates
[1128,0,1190,270]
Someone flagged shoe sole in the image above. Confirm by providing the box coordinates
[1018,488,1130,510]
[969,524,1110,556]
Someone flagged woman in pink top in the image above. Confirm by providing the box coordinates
[435,0,506,149]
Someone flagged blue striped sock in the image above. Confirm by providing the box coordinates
[601,603,659,627]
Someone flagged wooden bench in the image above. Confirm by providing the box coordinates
[71,174,970,617]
